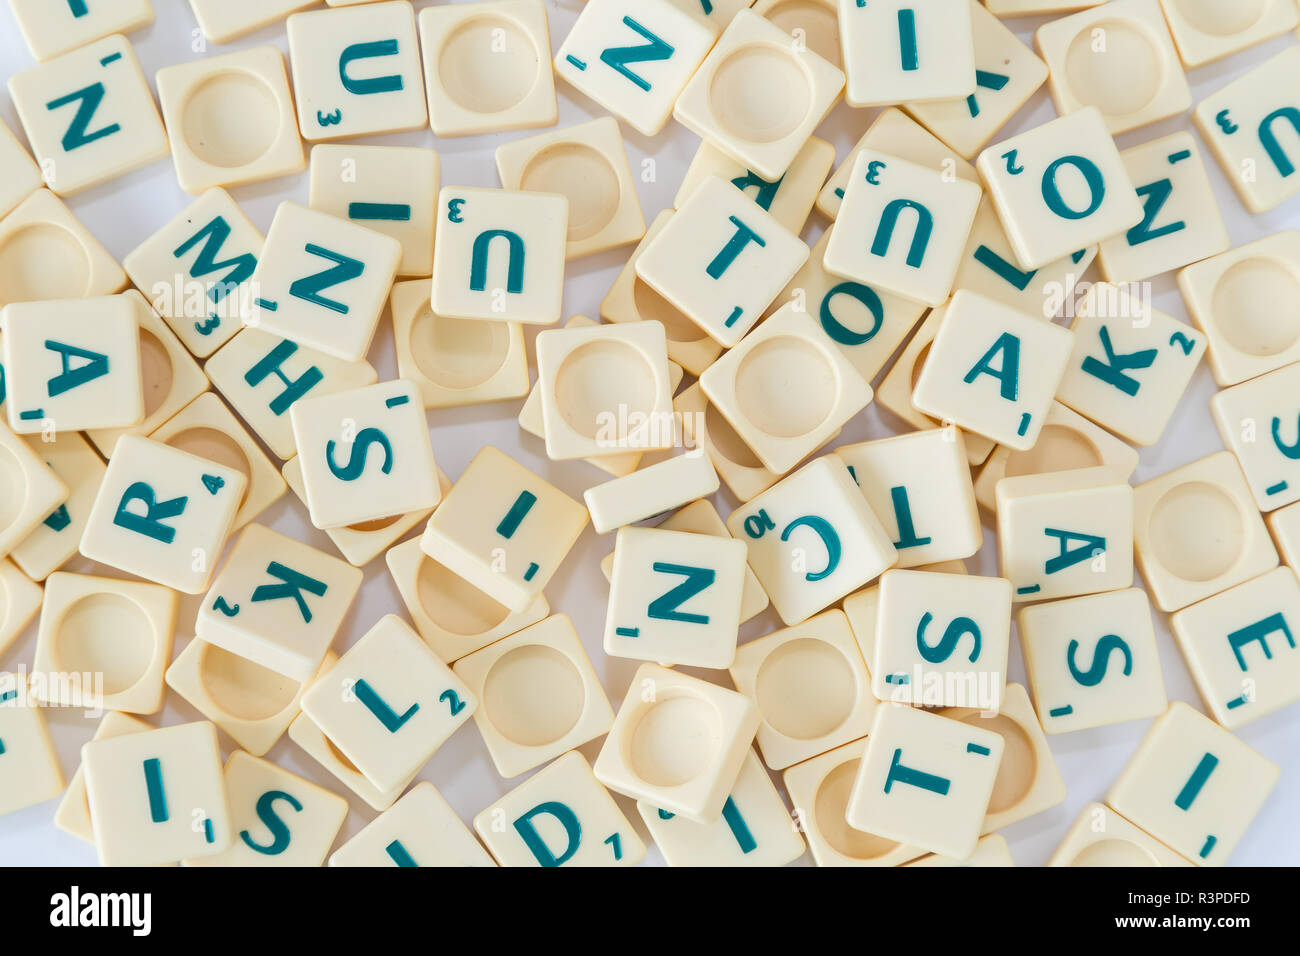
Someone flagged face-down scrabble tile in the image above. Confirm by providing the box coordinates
[9,432,102,582]
[419,446,589,613]
[753,0,841,67]
[730,609,876,770]
[54,711,153,843]
[728,456,898,626]
[453,614,615,778]
[1108,701,1280,866]
[0,558,42,658]
[0,672,65,818]
[79,434,246,594]
[82,720,231,866]
[331,781,495,867]
[1133,452,1279,612]
[1159,0,1298,68]
[0,420,68,563]
[594,663,761,824]
[0,117,41,221]
[906,832,1014,867]
[9,0,153,62]
[0,190,126,309]
[187,0,318,44]
[584,452,720,535]
[837,0,975,108]
[1047,802,1191,867]
[243,202,402,363]
[675,382,784,503]
[476,751,646,867]
[977,107,1143,270]
[1212,360,1300,512]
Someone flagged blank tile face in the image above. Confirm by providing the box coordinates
[331,781,494,867]
[838,0,975,107]
[1048,801,1191,867]
[0,673,65,818]
[583,452,720,535]
[9,0,153,62]
[1213,361,1300,512]
[1159,0,1298,68]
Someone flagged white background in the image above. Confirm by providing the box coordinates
[1,0,1298,867]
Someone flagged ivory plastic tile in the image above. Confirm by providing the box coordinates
[837,430,982,568]
[675,382,782,502]
[7,35,168,196]
[54,712,152,843]
[0,117,41,220]
[1159,0,1298,68]
[79,434,246,593]
[667,0,755,34]
[1269,500,1300,570]
[1047,802,1190,867]
[0,558,42,658]
[1133,452,1279,612]
[156,46,305,195]
[912,291,1074,451]
[1194,47,1300,214]
[2,295,143,434]
[1107,701,1279,866]
[419,0,557,138]
[727,456,898,626]
[903,2,1047,160]
[243,202,402,362]
[752,0,841,67]
[997,466,1135,603]
[906,832,1015,867]
[331,781,494,867]
[287,2,427,141]
[476,751,646,867]
[205,328,377,460]
[841,560,969,668]
[419,446,589,613]
[837,0,975,108]
[288,695,418,812]
[584,453,719,536]
[846,703,1004,860]
[309,146,438,279]
[31,571,177,713]
[555,0,714,138]
[0,674,64,817]
[453,614,614,777]
[0,420,69,562]
[187,0,318,44]
[675,10,845,181]
[639,748,804,867]
[300,614,476,793]
[290,380,440,530]
[9,0,153,62]
[985,0,1106,13]
[730,609,876,770]
[1213,361,1300,511]
[605,526,747,668]
[594,663,760,823]
[0,189,126,308]
[977,107,1142,270]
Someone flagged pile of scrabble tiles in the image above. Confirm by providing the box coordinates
[0,0,1298,868]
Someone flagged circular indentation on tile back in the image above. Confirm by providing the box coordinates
[632,278,708,343]
[625,693,721,787]
[814,759,900,860]
[483,644,583,747]
[1173,0,1266,36]
[439,16,539,114]
[198,641,299,720]
[163,426,250,508]
[1211,258,1300,357]
[54,593,153,694]
[734,335,835,437]
[958,713,1033,814]
[758,0,841,67]
[554,339,659,441]
[138,330,174,418]
[704,399,764,469]
[411,304,510,389]
[1003,425,1101,477]
[1065,20,1164,118]
[181,71,280,168]
[0,223,91,303]
[325,733,363,774]
[1149,480,1244,582]
[520,144,620,242]
[709,44,811,144]
[755,638,856,740]
[0,443,27,531]
[1071,840,1159,866]
[416,554,510,636]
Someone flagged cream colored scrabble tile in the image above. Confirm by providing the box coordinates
[701,305,872,475]
[205,328,377,460]
[818,108,979,221]
[453,614,615,777]
[841,560,969,667]
[594,663,760,823]
[1170,567,1300,730]
[752,0,840,65]
[1133,452,1279,612]
[638,748,805,866]
[584,452,720,535]
[667,0,755,33]
[187,751,348,867]
[2,295,143,434]
[0,673,64,817]
[986,0,1106,13]
[430,186,566,326]
[0,558,41,658]
[782,738,925,866]
[287,1,426,141]
[288,706,417,812]
[1159,0,1298,68]
[998,466,1135,603]
[675,10,845,181]
[309,146,437,280]
[31,571,177,713]
[1194,47,1300,214]
[838,0,975,107]
[837,430,982,568]
[873,570,1011,711]
[11,434,99,579]
[1036,0,1191,136]
[1108,701,1279,866]
[903,2,1046,161]
[477,750,646,867]
[1269,500,1300,570]
[1213,362,1300,511]
[0,421,68,562]
[420,446,589,613]
[977,107,1142,271]
[826,151,982,307]
[54,711,152,843]
[0,189,125,308]
[9,0,153,62]
[728,456,898,626]
[7,35,168,197]
[846,704,1004,860]
[156,47,304,196]
[638,178,809,348]
[244,202,401,362]
[907,832,1014,867]
[675,382,783,502]
[79,434,246,593]
[301,614,476,793]
[167,643,333,757]
[187,0,318,44]
[605,526,747,668]
[1047,802,1190,867]
[730,609,875,770]
[331,781,494,867]
[912,291,1074,451]
[1178,232,1300,387]
[0,117,41,220]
